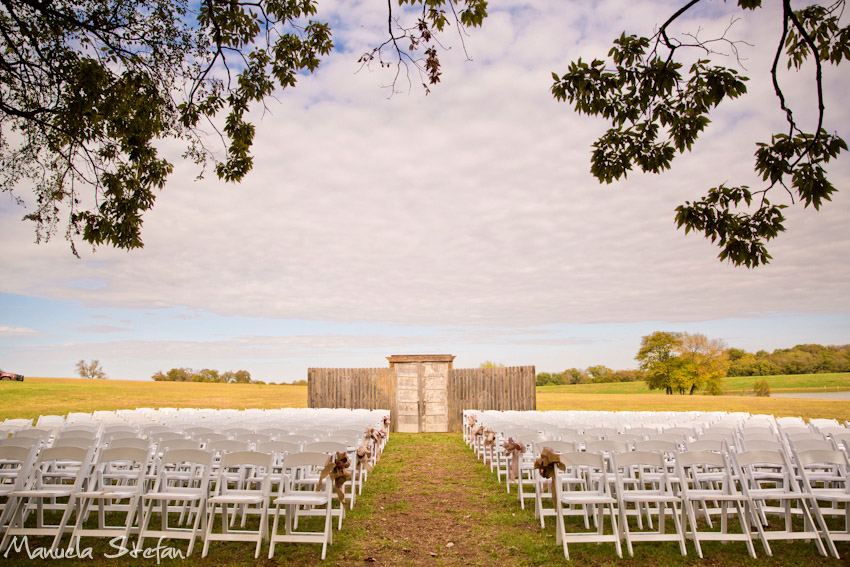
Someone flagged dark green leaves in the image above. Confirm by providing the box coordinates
[552,37,747,184]
[553,1,846,268]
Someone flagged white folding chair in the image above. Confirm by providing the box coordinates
[553,451,622,560]
[67,446,150,550]
[731,449,828,557]
[532,441,574,528]
[0,445,38,531]
[794,448,850,558]
[613,451,686,556]
[676,450,756,558]
[268,452,335,560]
[137,448,214,555]
[0,445,93,553]
[202,451,273,558]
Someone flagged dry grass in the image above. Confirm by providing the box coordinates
[3,377,850,423]
[536,392,850,422]
[0,377,307,421]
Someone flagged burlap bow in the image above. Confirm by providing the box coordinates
[534,447,566,492]
[503,437,527,482]
[467,414,478,427]
[482,427,496,447]
[382,415,390,429]
[356,444,373,473]
[318,451,351,504]
[470,424,484,437]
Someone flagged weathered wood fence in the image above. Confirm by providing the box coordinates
[308,363,536,433]
[307,367,394,411]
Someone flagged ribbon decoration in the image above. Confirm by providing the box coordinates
[356,444,373,473]
[533,447,566,492]
[483,427,496,447]
[318,451,352,504]
[503,437,527,482]
[382,414,390,430]
[467,414,478,427]
[470,424,484,438]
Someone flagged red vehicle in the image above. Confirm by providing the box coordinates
[0,369,24,381]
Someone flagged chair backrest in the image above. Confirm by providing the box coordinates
[539,441,576,455]
[0,445,38,493]
[52,436,95,449]
[158,438,202,453]
[686,439,725,453]
[257,440,300,455]
[303,441,347,455]
[585,439,630,455]
[612,450,666,470]
[634,439,679,456]
[207,439,250,454]
[107,437,150,451]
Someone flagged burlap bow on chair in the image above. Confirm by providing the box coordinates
[534,447,566,492]
[503,437,527,482]
[318,451,352,504]
[467,414,478,427]
[356,444,373,473]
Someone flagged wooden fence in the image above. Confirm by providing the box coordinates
[447,366,536,432]
[307,368,394,411]
[308,364,536,433]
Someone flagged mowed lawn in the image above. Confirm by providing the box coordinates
[2,373,850,422]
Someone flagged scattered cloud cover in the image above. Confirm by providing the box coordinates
[0,1,848,382]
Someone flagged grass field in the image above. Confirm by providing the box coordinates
[2,373,850,422]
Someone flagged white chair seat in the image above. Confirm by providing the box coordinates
[274,493,329,507]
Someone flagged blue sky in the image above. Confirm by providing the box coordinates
[1,1,848,383]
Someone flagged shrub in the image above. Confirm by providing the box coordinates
[753,378,771,397]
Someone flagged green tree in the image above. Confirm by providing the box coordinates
[636,331,683,395]
[75,359,106,379]
[1,0,486,253]
[672,332,730,395]
[552,1,848,267]
[479,361,506,369]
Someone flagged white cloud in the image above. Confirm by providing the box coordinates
[0,326,42,337]
[0,1,847,342]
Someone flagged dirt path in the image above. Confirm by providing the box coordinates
[340,433,526,567]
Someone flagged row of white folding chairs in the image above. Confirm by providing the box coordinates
[472,430,850,560]
[0,440,379,560]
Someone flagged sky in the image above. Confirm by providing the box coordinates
[1,1,848,383]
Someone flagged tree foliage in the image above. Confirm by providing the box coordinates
[0,0,485,254]
[76,359,106,379]
[552,0,848,267]
[636,331,728,395]
[151,367,252,383]
[727,343,850,376]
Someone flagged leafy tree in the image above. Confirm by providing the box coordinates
[586,365,613,382]
[552,0,848,267]
[75,359,106,379]
[672,332,729,395]
[1,0,486,253]
[479,361,506,369]
[636,331,683,394]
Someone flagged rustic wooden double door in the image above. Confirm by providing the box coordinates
[394,360,449,433]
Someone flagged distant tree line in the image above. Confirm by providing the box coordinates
[536,367,645,386]
[534,339,849,395]
[727,344,850,377]
[152,368,253,383]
